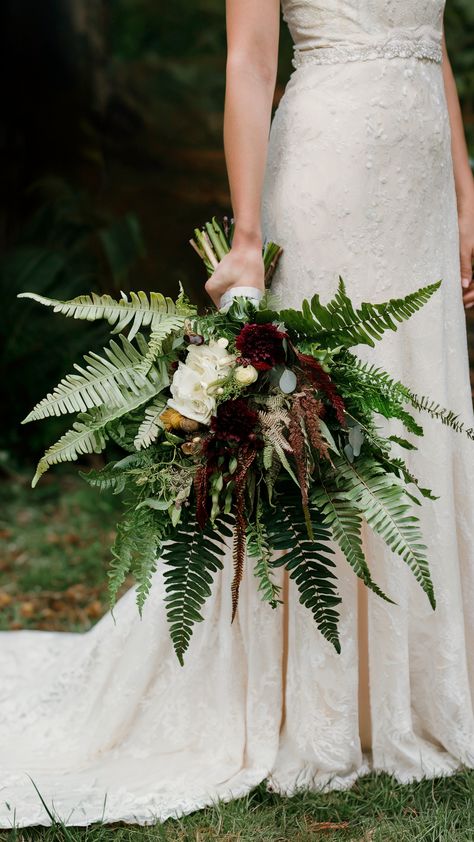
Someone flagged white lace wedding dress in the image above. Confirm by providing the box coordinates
[2,0,474,829]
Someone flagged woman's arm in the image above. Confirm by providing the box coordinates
[205,0,280,307]
[442,34,474,309]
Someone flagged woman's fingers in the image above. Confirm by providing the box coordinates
[460,243,473,290]
[460,235,474,308]
[463,287,474,309]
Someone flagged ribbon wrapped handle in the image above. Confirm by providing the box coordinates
[219,286,264,312]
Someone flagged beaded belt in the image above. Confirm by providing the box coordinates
[292,38,442,69]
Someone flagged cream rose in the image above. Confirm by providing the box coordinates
[168,364,216,425]
[234,364,259,387]
[185,340,235,379]
[167,339,236,425]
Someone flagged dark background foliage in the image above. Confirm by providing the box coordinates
[1,0,473,462]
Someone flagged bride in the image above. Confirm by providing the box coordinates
[1,0,474,829]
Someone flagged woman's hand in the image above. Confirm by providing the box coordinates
[459,206,474,309]
[204,239,265,308]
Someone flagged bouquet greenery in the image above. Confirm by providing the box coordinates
[20,220,474,664]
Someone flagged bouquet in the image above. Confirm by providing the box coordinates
[20,219,474,664]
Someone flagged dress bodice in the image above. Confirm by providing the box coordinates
[281,0,446,66]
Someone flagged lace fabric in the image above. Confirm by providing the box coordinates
[292,39,442,68]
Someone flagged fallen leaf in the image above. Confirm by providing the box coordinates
[86,600,104,619]
[20,601,36,618]
[305,820,350,832]
[0,591,13,608]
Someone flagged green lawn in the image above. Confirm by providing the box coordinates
[0,468,473,841]
[1,774,473,841]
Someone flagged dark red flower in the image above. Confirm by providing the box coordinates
[235,323,287,371]
[210,399,259,443]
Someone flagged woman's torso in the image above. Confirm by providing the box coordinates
[281,0,446,65]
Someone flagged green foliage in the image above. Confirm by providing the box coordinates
[108,504,166,610]
[331,456,435,609]
[445,0,474,104]
[162,511,233,665]
[335,354,425,437]
[407,394,474,440]
[19,289,194,342]
[277,278,442,349]
[22,335,155,422]
[247,501,283,609]
[337,355,474,440]
[80,461,129,495]
[134,397,168,449]
[312,484,394,604]
[1,180,148,460]
[266,491,342,653]
[32,371,164,486]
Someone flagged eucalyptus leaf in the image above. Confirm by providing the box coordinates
[279,368,297,394]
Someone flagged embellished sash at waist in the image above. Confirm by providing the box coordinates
[292,37,442,69]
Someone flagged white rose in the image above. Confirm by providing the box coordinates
[168,363,216,425]
[167,340,236,426]
[185,342,235,381]
[234,365,259,387]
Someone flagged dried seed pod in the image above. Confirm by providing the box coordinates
[180,417,201,433]
[181,440,202,457]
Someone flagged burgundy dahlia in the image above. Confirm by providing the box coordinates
[235,323,287,371]
[210,399,259,443]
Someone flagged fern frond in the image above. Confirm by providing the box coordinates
[312,485,394,603]
[162,513,233,665]
[134,397,167,450]
[80,461,129,494]
[247,504,282,608]
[108,505,165,609]
[18,290,195,341]
[332,456,435,608]
[32,421,107,488]
[32,378,161,486]
[136,318,188,374]
[407,394,474,440]
[335,355,424,436]
[23,335,152,423]
[266,491,341,652]
[280,278,441,349]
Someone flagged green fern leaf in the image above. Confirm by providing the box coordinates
[162,513,233,665]
[80,461,129,494]
[335,355,424,436]
[247,503,282,608]
[312,485,394,604]
[134,397,167,450]
[136,319,186,374]
[332,456,435,609]
[407,394,474,440]
[280,278,441,349]
[266,492,341,652]
[32,377,161,486]
[23,335,152,423]
[108,505,165,609]
[18,290,195,341]
[32,421,107,488]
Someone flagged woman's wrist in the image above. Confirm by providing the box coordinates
[231,225,263,252]
[456,173,474,217]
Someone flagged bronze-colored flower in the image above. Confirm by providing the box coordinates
[160,408,201,434]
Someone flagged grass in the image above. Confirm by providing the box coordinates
[0,464,123,632]
[1,774,473,841]
[0,466,473,841]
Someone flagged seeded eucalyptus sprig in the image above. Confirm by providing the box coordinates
[190,216,283,288]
